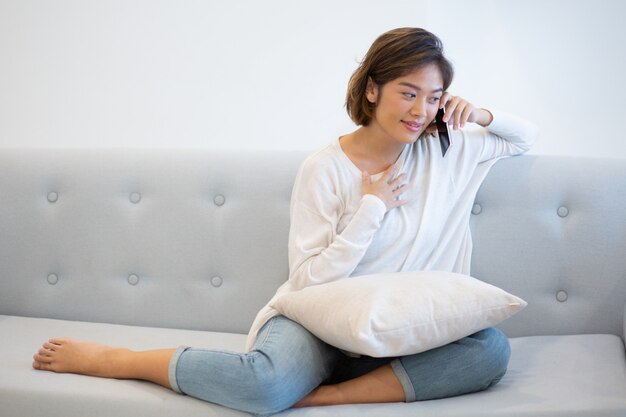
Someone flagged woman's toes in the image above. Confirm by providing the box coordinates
[43,342,59,351]
[38,347,52,357]
[33,360,52,371]
[32,338,71,372]
[33,352,52,363]
[49,337,67,345]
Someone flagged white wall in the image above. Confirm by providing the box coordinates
[1,0,624,158]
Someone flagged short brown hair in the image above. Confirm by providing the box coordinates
[345,28,454,126]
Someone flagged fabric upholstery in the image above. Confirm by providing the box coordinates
[1,316,625,417]
[0,151,625,338]
[1,150,626,416]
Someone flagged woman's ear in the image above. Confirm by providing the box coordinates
[365,77,379,104]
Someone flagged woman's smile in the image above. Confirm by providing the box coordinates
[400,120,424,132]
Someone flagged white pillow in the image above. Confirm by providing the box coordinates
[271,271,526,357]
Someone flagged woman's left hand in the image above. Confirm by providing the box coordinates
[437,93,494,131]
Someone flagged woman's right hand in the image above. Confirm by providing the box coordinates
[362,166,408,211]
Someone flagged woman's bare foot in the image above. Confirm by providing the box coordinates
[32,338,176,388]
[32,338,126,378]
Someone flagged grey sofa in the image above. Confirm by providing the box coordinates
[1,148,626,417]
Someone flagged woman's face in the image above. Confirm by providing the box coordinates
[367,64,444,145]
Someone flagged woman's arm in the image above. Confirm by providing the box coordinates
[474,110,538,161]
[439,94,539,161]
[287,161,407,291]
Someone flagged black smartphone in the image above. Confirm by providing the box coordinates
[435,107,450,157]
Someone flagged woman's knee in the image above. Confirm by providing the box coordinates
[242,353,330,415]
[397,327,511,401]
[468,327,511,386]
[176,316,337,415]
[249,325,338,412]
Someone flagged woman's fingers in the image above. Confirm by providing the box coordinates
[389,172,407,187]
[362,169,409,211]
[442,94,477,130]
[461,104,474,128]
[439,92,452,111]
[386,173,408,208]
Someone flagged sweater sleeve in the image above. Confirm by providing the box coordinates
[287,160,387,291]
[471,110,539,163]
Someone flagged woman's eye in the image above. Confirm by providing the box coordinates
[429,97,441,104]
[403,93,416,99]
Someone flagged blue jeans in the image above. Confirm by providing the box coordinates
[169,316,510,416]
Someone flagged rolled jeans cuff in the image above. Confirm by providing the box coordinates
[168,346,190,394]
[390,358,416,402]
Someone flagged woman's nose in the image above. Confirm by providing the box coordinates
[410,99,426,117]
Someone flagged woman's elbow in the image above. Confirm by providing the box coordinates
[522,122,540,152]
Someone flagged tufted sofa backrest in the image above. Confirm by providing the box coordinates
[1,149,625,338]
[0,148,305,334]
[470,155,626,338]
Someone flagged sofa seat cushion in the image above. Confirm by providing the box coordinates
[2,315,626,417]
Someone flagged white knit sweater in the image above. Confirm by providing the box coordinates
[245,110,539,350]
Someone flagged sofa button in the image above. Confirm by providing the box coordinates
[130,192,142,204]
[128,274,140,286]
[47,192,59,203]
[214,194,226,207]
[471,203,482,215]
[556,290,568,302]
[47,274,59,285]
[211,276,223,287]
[557,206,569,218]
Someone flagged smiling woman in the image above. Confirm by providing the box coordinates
[32,27,537,415]
[345,27,454,129]
[337,65,446,176]
[338,36,494,177]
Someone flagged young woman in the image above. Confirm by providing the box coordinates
[32,27,537,415]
